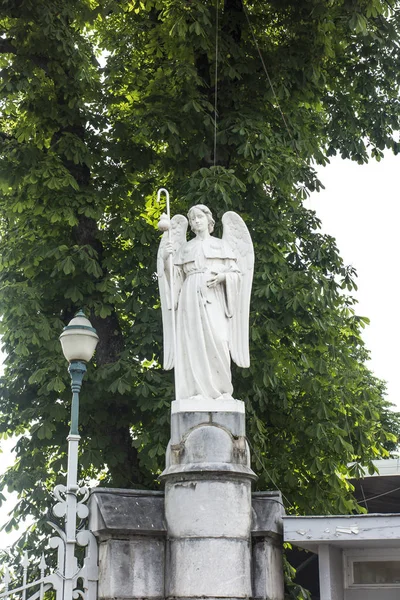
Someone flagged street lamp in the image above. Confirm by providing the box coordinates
[59,310,99,436]
[59,310,99,600]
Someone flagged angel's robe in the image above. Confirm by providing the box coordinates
[172,235,241,400]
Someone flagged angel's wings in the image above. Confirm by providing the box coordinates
[222,211,254,368]
[157,214,188,369]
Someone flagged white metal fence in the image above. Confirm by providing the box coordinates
[0,484,98,600]
[1,316,100,600]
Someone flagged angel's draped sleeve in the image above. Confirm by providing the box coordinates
[225,268,241,318]
[220,240,241,319]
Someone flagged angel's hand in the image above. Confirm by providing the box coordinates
[207,272,226,288]
[164,241,174,260]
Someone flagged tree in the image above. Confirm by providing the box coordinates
[0,0,399,545]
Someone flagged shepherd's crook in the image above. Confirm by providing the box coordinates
[157,188,177,393]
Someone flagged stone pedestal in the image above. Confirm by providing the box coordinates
[160,398,256,600]
[252,492,285,600]
[89,488,285,600]
[89,399,285,600]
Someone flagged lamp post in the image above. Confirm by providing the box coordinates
[59,310,99,600]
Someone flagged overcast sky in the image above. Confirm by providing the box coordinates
[308,151,400,411]
[1,151,399,550]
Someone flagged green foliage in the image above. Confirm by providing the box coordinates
[284,552,312,600]
[0,0,399,559]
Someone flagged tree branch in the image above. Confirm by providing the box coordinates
[0,38,17,55]
[0,37,50,74]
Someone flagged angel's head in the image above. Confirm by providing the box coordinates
[187,205,215,234]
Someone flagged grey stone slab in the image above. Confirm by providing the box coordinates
[252,491,285,539]
[170,409,245,446]
[163,421,255,481]
[171,411,210,446]
[98,537,165,600]
[252,538,284,600]
[183,424,234,463]
[251,492,285,599]
[165,478,252,538]
[89,488,166,538]
[160,462,257,481]
[210,410,245,437]
[89,487,285,600]
[166,537,252,598]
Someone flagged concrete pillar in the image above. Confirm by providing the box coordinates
[319,544,344,600]
[88,489,166,600]
[252,492,285,600]
[160,398,257,600]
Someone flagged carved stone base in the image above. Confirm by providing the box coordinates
[161,398,256,600]
[88,490,165,600]
[89,488,284,600]
[89,400,284,600]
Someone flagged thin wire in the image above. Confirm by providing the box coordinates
[357,484,400,504]
[242,3,296,151]
[246,436,296,511]
[359,482,368,511]
[213,0,219,167]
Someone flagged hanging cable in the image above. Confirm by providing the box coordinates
[242,3,296,151]
[213,0,219,166]
[246,436,296,511]
[357,484,400,504]
[359,482,369,511]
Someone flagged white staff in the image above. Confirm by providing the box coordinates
[157,188,177,390]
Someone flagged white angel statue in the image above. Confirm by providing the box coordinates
[157,204,254,401]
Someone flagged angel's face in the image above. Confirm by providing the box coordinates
[189,208,209,234]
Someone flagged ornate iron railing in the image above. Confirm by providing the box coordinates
[0,324,100,600]
[0,482,98,600]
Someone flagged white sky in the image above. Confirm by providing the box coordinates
[0,437,21,551]
[307,151,400,410]
[0,152,399,550]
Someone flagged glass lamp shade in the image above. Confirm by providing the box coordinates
[59,311,99,363]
